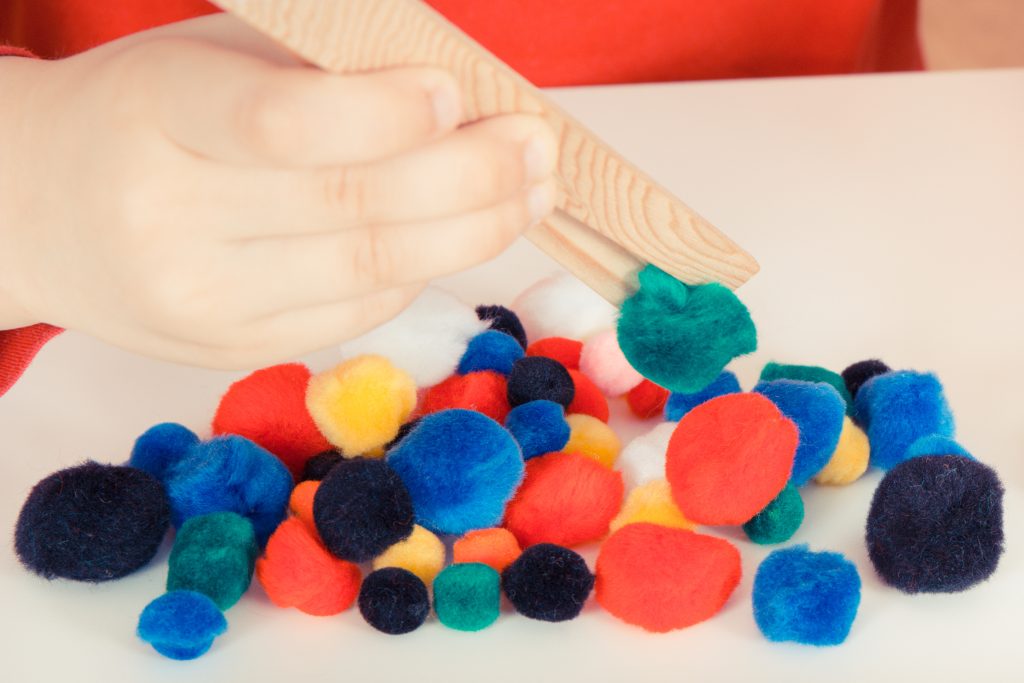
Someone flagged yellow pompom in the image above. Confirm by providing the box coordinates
[815,416,870,485]
[564,413,621,468]
[609,479,695,533]
[372,525,446,586]
[306,355,416,456]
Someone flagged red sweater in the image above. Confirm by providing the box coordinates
[0,0,923,396]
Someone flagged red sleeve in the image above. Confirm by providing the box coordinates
[0,45,64,397]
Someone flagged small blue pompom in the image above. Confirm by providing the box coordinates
[853,371,955,470]
[387,409,524,535]
[664,371,741,421]
[458,330,525,375]
[905,434,972,461]
[130,423,200,481]
[752,545,861,646]
[137,590,227,660]
[164,435,293,545]
[504,400,570,460]
[754,380,845,486]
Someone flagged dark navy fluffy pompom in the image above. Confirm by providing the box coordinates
[313,458,415,562]
[502,543,593,622]
[476,304,528,349]
[15,462,170,582]
[300,450,343,482]
[358,567,430,635]
[866,455,1003,593]
[507,356,575,408]
[841,359,891,401]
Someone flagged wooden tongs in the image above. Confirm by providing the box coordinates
[213,0,759,304]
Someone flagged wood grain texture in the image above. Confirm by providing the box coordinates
[212,0,759,300]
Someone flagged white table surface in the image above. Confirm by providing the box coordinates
[2,68,1022,683]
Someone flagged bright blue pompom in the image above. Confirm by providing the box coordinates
[905,434,972,461]
[664,371,740,421]
[503,400,570,460]
[853,371,955,470]
[458,330,525,376]
[754,380,845,486]
[164,435,293,545]
[130,423,200,481]
[137,590,227,660]
[387,409,524,535]
[752,545,861,646]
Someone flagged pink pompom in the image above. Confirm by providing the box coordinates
[579,330,644,397]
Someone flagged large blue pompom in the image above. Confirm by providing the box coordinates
[387,409,524,534]
[504,400,570,460]
[752,545,861,646]
[853,371,955,470]
[458,330,525,375]
[754,380,845,486]
[663,371,741,421]
[164,435,293,545]
[137,590,227,660]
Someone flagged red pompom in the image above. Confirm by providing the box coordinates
[596,523,741,632]
[256,518,361,616]
[419,371,511,422]
[626,380,669,419]
[504,451,623,547]
[666,393,797,525]
[527,337,583,369]
[567,369,610,422]
[212,363,330,477]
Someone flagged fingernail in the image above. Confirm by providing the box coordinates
[431,85,461,131]
[524,130,556,181]
[528,183,556,223]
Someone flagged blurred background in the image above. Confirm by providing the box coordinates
[921,0,1024,68]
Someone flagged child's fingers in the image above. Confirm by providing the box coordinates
[149,39,462,166]
[201,114,557,240]
[229,180,556,316]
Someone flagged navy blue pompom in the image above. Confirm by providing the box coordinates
[866,455,1003,593]
[387,409,523,534]
[507,356,575,408]
[358,567,430,635]
[458,330,525,375]
[129,423,199,481]
[300,450,343,482]
[504,400,570,459]
[476,304,528,349]
[164,435,292,545]
[313,458,415,562]
[15,462,170,582]
[754,380,845,486]
[752,545,861,646]
[853,370,955,470]
[137,590,227,660]
[664,371,741,421]
[841,359,891,400]
[502,544,593,622]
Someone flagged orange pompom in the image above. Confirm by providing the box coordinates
[567,369,610,422]
[626,380,670,419]
[596,523,741,632]
[503,451,624,548]
[419,371,511,423]
[452,527,522,572]
[666,393,797,525]
[289,480,319,530]
[212,363,330,477]
[526,337,583,370]
[256,518,361,616]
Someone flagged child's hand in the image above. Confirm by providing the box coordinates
[0,14,557,368]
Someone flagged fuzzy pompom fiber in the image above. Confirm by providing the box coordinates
[15,462,170,582]
[753,545,861,646]
[358,567,430,635]
[387,409,524,535]
[504,400,570,460]
[754,380,845,486]
[663,371,740,422]
[502,544,594,622]
[167,512,258,610]
[458,330,525,375]
[617,265,756,393]
[137,590,227,660]
[433,563,502,632]
[866,455,1003,593]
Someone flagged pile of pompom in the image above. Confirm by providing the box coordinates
[13,267,1005,660]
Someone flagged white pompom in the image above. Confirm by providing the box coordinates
[338,287,486,387]
[579,329,644,396]
[512,273,617,343]
[617,421,677,491]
